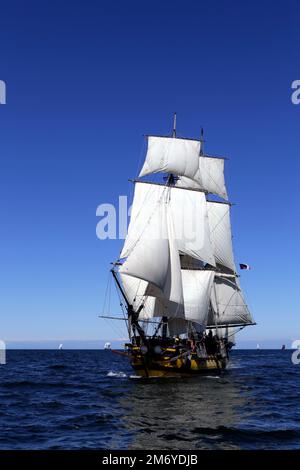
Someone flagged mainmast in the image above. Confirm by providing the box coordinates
[162,112,177,336]
[165,112,178,186]
[200,127,204,156]
[172,112,177,138]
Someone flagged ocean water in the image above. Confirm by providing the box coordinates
[0,350,299,450]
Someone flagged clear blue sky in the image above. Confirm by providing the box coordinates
[0,0,299,347]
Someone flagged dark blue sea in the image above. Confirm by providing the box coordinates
[0,350,299,450]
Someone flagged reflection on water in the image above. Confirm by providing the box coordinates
[113,350,300,450]
[119,374,244,449]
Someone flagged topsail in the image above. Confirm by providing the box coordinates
[139,136,201,181]
[177,155,228,200]
[139,135,228,199]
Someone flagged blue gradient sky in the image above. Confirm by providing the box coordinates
[0,1,299,348]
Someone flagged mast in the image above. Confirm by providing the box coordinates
[111,269,146,342]
[162,112,177,332]
[172,112,177,138]
[200,127,204,156]
[212,281,220,337]
[165,112,178,186]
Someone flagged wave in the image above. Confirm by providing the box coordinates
[203,375,220,379]
[107,371,127,378]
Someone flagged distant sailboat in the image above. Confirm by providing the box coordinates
[58,344,63,350]
[256,343,260,350]
[104,342,111,350]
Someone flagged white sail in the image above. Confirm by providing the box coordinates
[163,208,184,310]
[119,198,184,314]
[169,186,215,266]
[119,274,180,319]
[119,201,170,296]
[176,156,228,200]
[209,326,236,344]
[208,276,253,326]
[120,182,167,259]
[207,201,236,272]
[181,270,214,327]
[120,269,214,327]
[139,136,200,180]
[121,182,215,266]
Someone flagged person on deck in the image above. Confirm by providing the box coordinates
[205,330,214,354]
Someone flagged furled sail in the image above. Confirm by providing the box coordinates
[139,136,200,180]
[177,156,228,200]
[207,275,253,327]
[207,201,236,272]
[121,182,215,266]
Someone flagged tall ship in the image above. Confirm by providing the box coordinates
[102,115,255,377]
